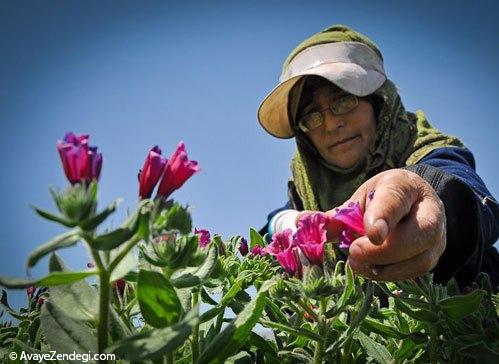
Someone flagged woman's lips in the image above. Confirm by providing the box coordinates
[329,135,359,149]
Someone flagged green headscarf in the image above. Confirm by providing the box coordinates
[288,25,464,211]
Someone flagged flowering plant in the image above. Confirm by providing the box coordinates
[1,133,498,364]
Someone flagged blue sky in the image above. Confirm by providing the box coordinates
[1,0,498,310]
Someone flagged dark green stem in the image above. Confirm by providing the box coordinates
[215,309,224,333]
[191,290,200,363]
[166,351,174,364]
[429,325,438,364]
[90,248,110,363]
[97,269,110,362]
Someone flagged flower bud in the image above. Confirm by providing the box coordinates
[139,146,167,199]
[157,142,200,198]
[57,132,102,185]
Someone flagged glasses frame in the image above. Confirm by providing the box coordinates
[297,94,359,133]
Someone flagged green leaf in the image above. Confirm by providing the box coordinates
[225,351,252,364]
[327,281,374,354]
[171,245,218,288]
[439,289,486,319]
[260,320,322,341]
[492,293,499,317]
[108,305,199,361]
[164,203,192,234]
[446,277,461,296]
[26,230,81,269]
[356,331,392,364]
[201,288,218,306]
[48,255,99,322]
[221,273,253,306]
[249,228,265,249]
[248,332,278,360]
[4,338,44,355]
[459,341,499,362]
[40,300,97,354]
[78,198,122,231]
[0,271,97,289]
[31,205,76,227]
[91,199,151,251]
[110,245,138,282]
[0,290,26,320]
[327,262,354,318]
[394,299,438,322]
[137,270,182,328]
[361,317,405,339]
[196,280,275,364]
[264,297,288,324]
[200,306,225,323]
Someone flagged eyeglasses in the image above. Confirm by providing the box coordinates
[297,94,359,133]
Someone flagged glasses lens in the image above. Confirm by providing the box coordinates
[299,112,323,132]
[331,95,358,115]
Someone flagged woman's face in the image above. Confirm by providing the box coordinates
[304,85,376,169]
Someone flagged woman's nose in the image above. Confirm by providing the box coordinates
[323,110,345,132]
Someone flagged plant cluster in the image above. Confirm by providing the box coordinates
[1,133,498,364]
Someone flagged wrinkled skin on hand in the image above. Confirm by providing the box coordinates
[297,169,447,281]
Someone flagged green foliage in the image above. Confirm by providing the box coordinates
[1,176,498,364]
[138,269,183,328]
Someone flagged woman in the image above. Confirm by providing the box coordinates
[258,25,499,287]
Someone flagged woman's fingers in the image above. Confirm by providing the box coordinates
[361,170,420,245]
[348,240,446,281]
[349,194,446,265]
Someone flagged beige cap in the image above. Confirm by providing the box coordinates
[258,41,386,138]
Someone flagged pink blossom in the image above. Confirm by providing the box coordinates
[139,146,167,199]
[157,142,200,198]
[331,201,365,249]
[265,229,302,277]
[57,132,102,184]
[195,228,211,248]
[294,213,327,265]
[250,245,266,256]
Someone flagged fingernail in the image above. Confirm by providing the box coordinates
[372,265,383,275]
[374,219,388,242]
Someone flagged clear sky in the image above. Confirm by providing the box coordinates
[1,0,498,310]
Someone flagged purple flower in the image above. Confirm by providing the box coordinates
[157,142,200,198]
[239,238,249,256]
[195,228,211,248]
[294,213,327,265]
[265,229,302,277]
[139,146,167,199]
[331,201,365,249]
[250,245,266,256]
[57,132,102,184]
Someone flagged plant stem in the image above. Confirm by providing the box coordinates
[191,290,200,363]
[166,351,174,364]
[215,309,224,333]
[429,325,438,364]
[313,299,327,364]
[97,269,110,363]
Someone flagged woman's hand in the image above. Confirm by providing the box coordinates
[331,169,447,281]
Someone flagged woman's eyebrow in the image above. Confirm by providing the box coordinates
[301,103,317,115]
